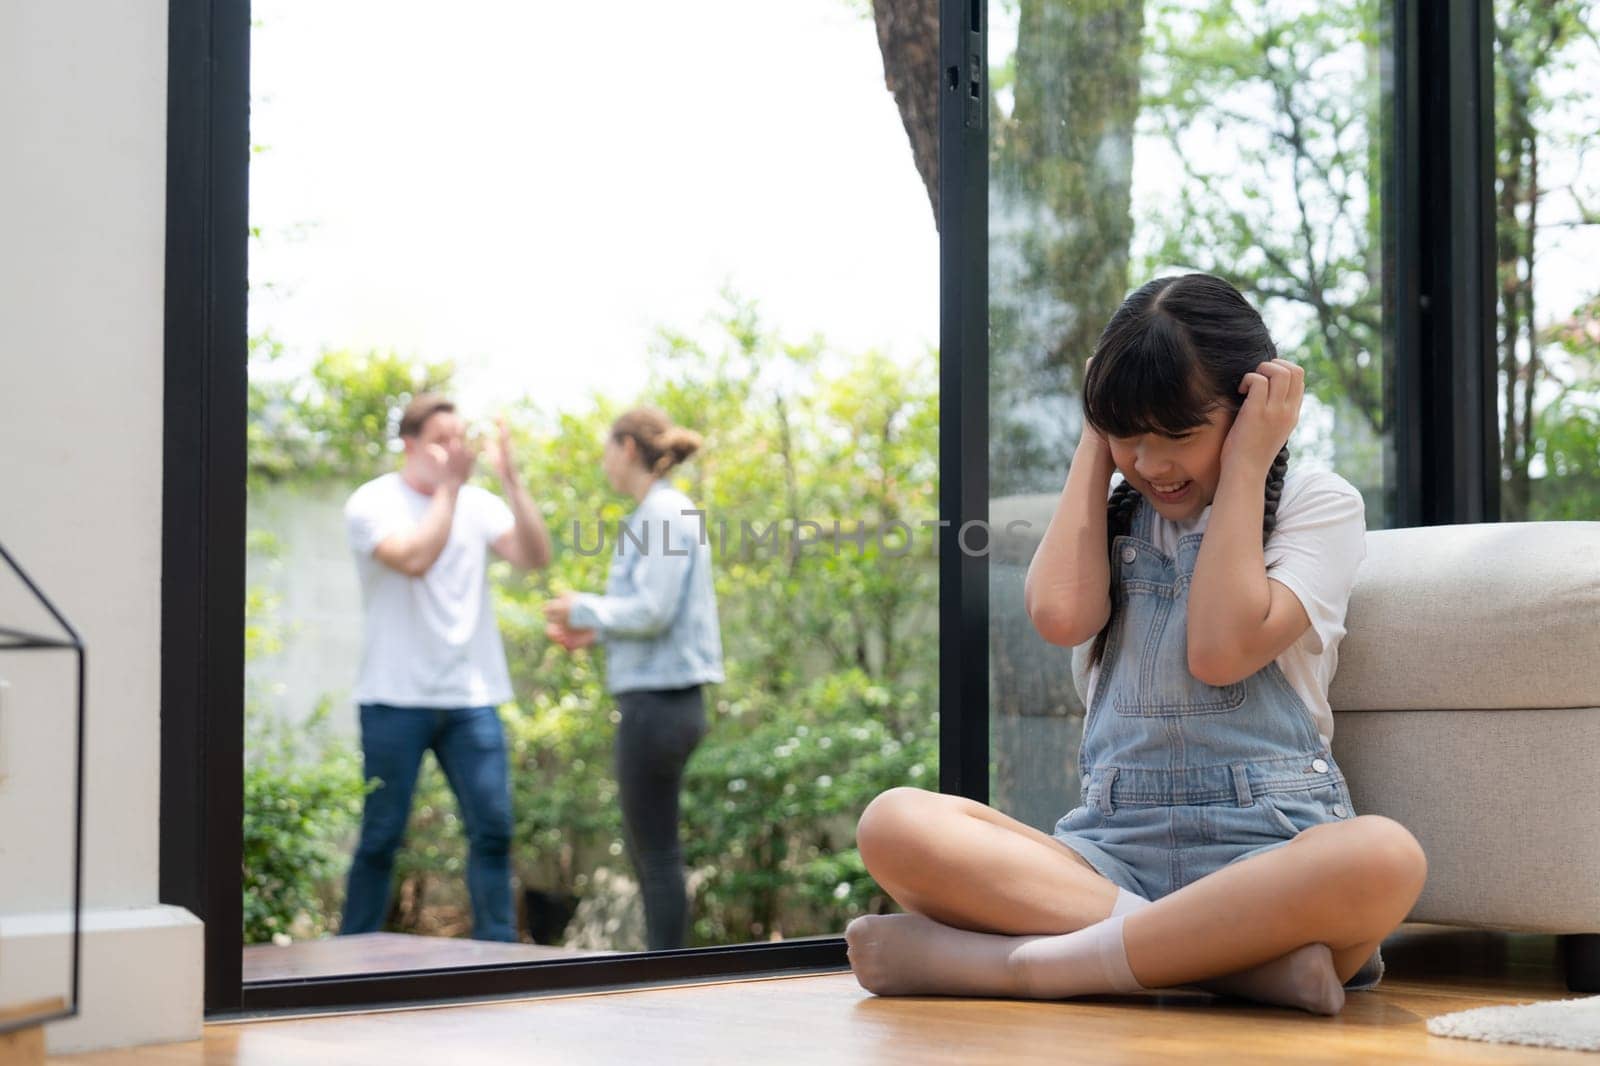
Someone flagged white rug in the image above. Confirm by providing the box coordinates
[1427,996,1600,1052]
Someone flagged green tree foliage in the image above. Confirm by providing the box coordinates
[1530,295,1600,519]
[1136,0,1599,519]
[247,334,455,487]
[880,0,1597,517]
[1138,0,1387,500]
[1493,0,1600,520]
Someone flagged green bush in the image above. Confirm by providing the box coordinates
[682,669,937,942]
[241,701,368,945]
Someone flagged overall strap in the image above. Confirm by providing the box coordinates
[1132,491,1155,542]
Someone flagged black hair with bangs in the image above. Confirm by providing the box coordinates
[1083,273,1291,669]
[1082,273,1277,439]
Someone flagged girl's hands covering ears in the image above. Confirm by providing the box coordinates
[1076,356,1114,467]
[1221,359,1303,475]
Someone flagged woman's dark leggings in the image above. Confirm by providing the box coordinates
[614,684,708,950]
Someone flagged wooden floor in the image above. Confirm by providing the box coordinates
[55,926,1594,1065]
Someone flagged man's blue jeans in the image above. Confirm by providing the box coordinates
[341,703,516,942]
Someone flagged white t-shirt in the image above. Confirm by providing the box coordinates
[1085,467,1367,743]
[344,472,516,707]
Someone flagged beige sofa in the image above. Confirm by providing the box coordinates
[992,508,1600,992]
[1326,520,1600,991]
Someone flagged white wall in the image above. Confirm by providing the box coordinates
[247,482,364,740]
[0,0,203,1052]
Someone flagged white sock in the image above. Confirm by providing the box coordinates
[1106,886,1343,1014]
[845,912,1144,1000]
[1111,886,1148,917]
[845,889,1341,1012]
[1011,914,1146,998]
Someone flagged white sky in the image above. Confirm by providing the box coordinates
[248,0,940,416]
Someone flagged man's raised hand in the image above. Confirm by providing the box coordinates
[483,415,517,483]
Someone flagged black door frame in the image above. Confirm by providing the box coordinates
[160,0,1495,1015]
[161,0,990,1014]
[162,0,251,1013]
[1392,0,1500,524]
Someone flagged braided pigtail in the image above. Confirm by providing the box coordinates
[1088,480,1142,669]
[1262,444,1289,541]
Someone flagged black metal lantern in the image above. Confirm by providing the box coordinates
[0,542,85,1040]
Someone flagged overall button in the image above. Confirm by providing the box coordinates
[1332,804,1347,817]
[1311,758,1330,774]
[1121,546,1137,564]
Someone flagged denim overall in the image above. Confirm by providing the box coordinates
[1052,496,1382,987]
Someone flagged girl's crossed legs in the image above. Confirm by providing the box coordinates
[846,787,1425,1011]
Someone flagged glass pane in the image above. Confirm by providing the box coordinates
[987,0,1395,828]
[1493,0,1600,521]
[245,1,938,978]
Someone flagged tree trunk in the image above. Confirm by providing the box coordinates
[1493,4,1576,520]
[869,0,1143,402]
[1008,0,1143,376]
[1496,97,1525,519]
[873,0,942,223]
[990,0,1145,494]
[1518,132,1540,520]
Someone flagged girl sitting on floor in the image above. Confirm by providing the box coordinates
[844,273,1424,1015]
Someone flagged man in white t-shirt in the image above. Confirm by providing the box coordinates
[341,393,552,942]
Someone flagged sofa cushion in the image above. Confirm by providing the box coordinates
[1329,521,1600,712]
[1333,706,1600,930]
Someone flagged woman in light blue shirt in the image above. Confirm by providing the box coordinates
[544,406,724,950]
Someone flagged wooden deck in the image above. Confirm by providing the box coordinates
[242,932,614,983]
[57,925,1593,1064]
